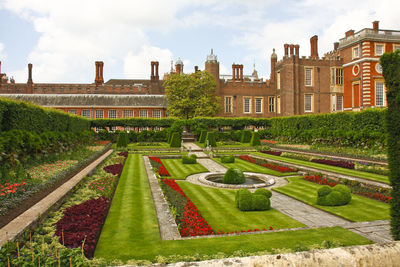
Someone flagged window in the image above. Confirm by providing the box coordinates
[243,97,251,113]
[140,110,148,118]
[305,94,313,112]
[376,82,385,107]
[353,46,359,59]
[108,110,117,119]
[123,110,134,118]
[95,110,104,119]
[268,97,275,113]
[153,109,161,118]
[109,126,116,132]
[68,109,76,115]
[332,95,336,112]
[337,95,343,111]
[334,68,343,85]
[255,98,263,113]
[375,44,384,56]
[305,68,313,86]
[277,96,281,114]
[277,72,281,89]
[225,97,232,113]
[82,109,91,118]
[393,45,400,51]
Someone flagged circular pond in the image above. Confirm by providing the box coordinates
[198,172,275,189]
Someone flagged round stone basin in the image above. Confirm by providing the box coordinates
[198,172,275,189]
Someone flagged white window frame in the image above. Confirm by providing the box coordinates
[276,71,281,89]
[255,98,263,114]
[243,97,251,114]
[123,110,134,118]
[108,109,117,119]
[225,96,232,113]
[95,110,104,119]
[153,109,161,118]
[68,109,76,115]
[82,109,91,118]
[352,45,360,59]
[304,94,313,113]
[393,44,400,52]
[332,94,336,112]
[277,96,281,114]
[374,43,385,56]
[140,109,148,118]
[268,97,275,113]
[337,95,343,111]
[305,67,313,87]
[375,81,386,107]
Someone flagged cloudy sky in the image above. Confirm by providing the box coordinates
[0,0,399,83]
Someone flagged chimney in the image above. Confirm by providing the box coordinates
[345,30,354,38]
[240,64,243,80]
[289,44,294,57]
[373,21,379,31]
[232,64,236,80]
[294,44,300,57]
[284,44,289,57]
[334,42,339,51]
[95,61,104,85]
[270,48,277,84]
[310,35,319,59]
[194,66,199,72]
[151,61,159,80]
[27,63,33,84]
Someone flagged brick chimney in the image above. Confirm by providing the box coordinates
[151,61,159,80]
[334,42,339,51]
[27,63,33,84]
[232,64,236,80]
[345,30,355,38]
[294,44,300,57]
[373,21,379,31]
[289,44,294,57]
[240,65,243,80]
[284,44,289,57]
[270,48,277,84]
[310,35,318,59]
[95,61,104,85]
[194,66,199,72]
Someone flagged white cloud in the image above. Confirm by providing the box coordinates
[0,43,6,61]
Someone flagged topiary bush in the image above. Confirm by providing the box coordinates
[236,189,253,211]
[221,155,235,163]
[204,132,217,147]
[252,194,270,211]
[240,130,252,143]
[199,130,207,143]
[116,131,129,147]
[182,154,197,164]
[223,168,245,184]
[317,184,352,206]
[236,188,272,211]
[250,131,261,146]
[170,132,181,148]
[254,188,272,199]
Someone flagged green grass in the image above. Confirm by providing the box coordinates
[128,142,171,149]
[213,157,297,177]
[253,152,389,184]
[161,158,208,180]
[178,181,304,232]
[273,177,390,222]
[95,155,373,263]
[195,141,255,148]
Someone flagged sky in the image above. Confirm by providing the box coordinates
[0,0,399,83]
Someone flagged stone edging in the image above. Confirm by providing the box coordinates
[198,172,275,189]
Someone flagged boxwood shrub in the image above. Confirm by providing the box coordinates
[182,154,197,164]
[199,130,207,143]
[240,130,252,143]
[116,131,129,147]
[250,131,261,146]
[317,184,351,206]
[223,168,245,184]
[236,188,272,211]
[236,189,253,211]
[204,132,217,147]
[170,132,181,148]
[221,155,235,163]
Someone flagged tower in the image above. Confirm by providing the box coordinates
[175,58,183,74]
[205,49,220,81]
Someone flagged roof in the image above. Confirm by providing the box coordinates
[105,79,151,86]
[0,94,167,108]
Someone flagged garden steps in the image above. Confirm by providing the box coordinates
[0,149,113,247]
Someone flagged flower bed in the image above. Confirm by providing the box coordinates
[216,226,274,235]
[259,150,282,156]
[0,181,28,196]
[302,175,337,187]
[310,158,355,169]
[117,151,128,157]
[261,140,278,145]
[239,155,297,173]
[27,160,78,181]
[103,164,123,176]
[149,156,170,177]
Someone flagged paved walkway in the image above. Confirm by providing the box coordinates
[0,149,113,246]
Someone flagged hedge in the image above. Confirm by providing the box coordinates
[381,50,400,239]
[116,132,129,147]
[250,132,261,146]
[170,132,181,148]
[204,132,217,147]
[199,130,207,143]
[240,130,252,143]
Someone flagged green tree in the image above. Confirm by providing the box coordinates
[164,71,221,119]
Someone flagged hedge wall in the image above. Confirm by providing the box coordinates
[381,50,400,240]
[0,98,90,133]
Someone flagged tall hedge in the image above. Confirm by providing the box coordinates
[199,130,207,143]
[250,131,261,146]
[204,132,217,147]
[116,131,129,147]
[170,132,181,148]
[381,50,400,240]
[240,130,252,143]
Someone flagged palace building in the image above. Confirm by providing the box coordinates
[0,21,398,121]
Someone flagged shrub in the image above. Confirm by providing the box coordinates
[223,168,245,184]
[317,184,352,206]
[236,188,271,211]
[204,132,217,147]
[252,195,270,211]
[182,154,197,164]
[250,132,261,146]
[199,130,207,143]
[254,188,272,199]
[231,130,242,142]
[116,131,129,147]
[221,155,235,163]
[240,130,252,143]
[170,132,181,148]
[236,189,253,211]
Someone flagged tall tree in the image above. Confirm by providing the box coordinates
[164,71,221,119]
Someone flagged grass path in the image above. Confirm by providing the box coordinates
[162,159,208,180]
[94,155,373,262]
[273,177,390,222]
[178,181,304,232]
[252,152,389,184]
[213,157,297,176]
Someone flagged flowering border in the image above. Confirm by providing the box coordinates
[238,155,297,173]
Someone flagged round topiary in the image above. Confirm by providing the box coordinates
[317,184,352,206]
[223,168,245,184]
[252,194,270,211]
[221,155,235,163]
[182,155,196,164]
[318,185,332,197]
[236,189,253,211]
[254,188,272,199]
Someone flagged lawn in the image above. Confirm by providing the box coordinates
[128,142,171,149]
[253,152,389,184]
[95,155,373,263]
[213,157,297,177]
[178,181,304,232]
[273,177,390,222]
[161,158,209,180]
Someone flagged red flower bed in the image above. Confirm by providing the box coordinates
[55,197,109,258]
[158,165,170,177]
[149,156,170,177]
[117,151,128,157]
[311,158,355,170]
[239,155,256,163]
[260,150,282,156]
[261,140,278,144]
[94,140,110,145]
[103,164,123,175]
[149,156,162,164]
[357,192,391,203]
[239,155,296,173]
[303,175,337,187]
[0,181,28,196]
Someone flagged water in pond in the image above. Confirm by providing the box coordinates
[208,176,264,185]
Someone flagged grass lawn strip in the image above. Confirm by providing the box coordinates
[178,181,305,232]
[273,177,390,222]
[94,155,373,262]
[162,159,208,180]
[253,152,389,184]
[213,157,297,177]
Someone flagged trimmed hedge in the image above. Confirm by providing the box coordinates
[199,130,207,143]
[381,50,400,239]
[204,132,217,147]
[236,189,253,211]
[221,155,235,163]
[116,131,129,147]
[223,168,245,184]
[240,130,252,143]
[317,185,351,206]
[182,154,197,164]
[250,131,261,146]
[236,188,272,211]
[170,132,181,148]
